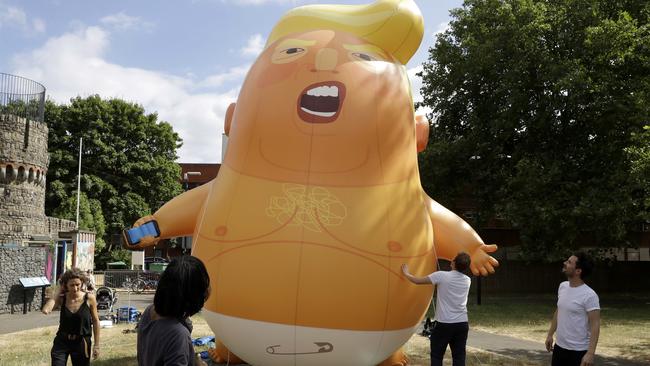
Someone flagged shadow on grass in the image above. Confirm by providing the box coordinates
[94,356,137,366]
[479,347,649,366]
[623,341,650,365]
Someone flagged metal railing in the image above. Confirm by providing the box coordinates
[0,73,46,123]
[94,270,160,292]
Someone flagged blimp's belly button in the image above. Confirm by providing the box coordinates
[387,241,402,252]
[215,225,227,236]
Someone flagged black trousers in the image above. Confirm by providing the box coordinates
[51,334,92,366]
[429,321,469,366]
[552,344,587,366]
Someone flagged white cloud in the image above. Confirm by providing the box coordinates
[223,0,300,5]
[199,64,251,88]
[408,65,423,103]
[407,65,432,115]
[0,4,25,26]
[240,34,264,57]
[0,3,45,34]
[32,18,46,33]
[433,21,450,38]
[11,25,244,163]
[100,12,155,32]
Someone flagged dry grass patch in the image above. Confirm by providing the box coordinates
[466,294,650,363]
[0,313,536,366]
[403,332,542,366]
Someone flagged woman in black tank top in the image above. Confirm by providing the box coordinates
[42,268,101,366]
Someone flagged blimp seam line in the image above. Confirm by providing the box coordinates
[314,210,433,259]
[201,238,404,279]
[208,208,297,243]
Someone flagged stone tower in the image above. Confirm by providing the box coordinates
[0,73,74,244]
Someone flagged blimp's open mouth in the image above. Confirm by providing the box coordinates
[297,81,346,124]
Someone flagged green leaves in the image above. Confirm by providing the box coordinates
[419,0,649,260]
[52,193,107,252]
[45,95,183,267]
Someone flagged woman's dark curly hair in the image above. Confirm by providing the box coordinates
[154,255,210,319]
[59,268,87,290]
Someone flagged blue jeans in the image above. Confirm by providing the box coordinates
[429,321,469,366]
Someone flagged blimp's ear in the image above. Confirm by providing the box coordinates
[415,115,429,153]
[224,102,236,136]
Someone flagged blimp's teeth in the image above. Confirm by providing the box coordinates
[300,107,336,117]
[306,85,339,97]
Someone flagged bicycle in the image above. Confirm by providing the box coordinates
[104,276,139,292]
[132,278,158,294]
[121,277,138,291]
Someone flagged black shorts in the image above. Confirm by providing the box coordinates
[552,344,587,366]
[51,334,92,366]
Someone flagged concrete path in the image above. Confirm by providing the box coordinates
[0,291,153,335]
[468,329,647,366]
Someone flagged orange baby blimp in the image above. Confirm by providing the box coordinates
[125,1,498,365]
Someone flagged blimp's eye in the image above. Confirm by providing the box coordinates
[272,47,308,64]
[351,52,376,62]
[284,47,305,55]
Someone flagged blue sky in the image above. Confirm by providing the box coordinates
[1,0,462,163]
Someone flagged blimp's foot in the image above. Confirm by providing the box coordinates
[377,348,409,366]
[208,340,246,364]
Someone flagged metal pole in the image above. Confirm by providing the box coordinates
[75,138,83,229]
[477,275,482,305]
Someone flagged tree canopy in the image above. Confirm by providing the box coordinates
[45,95,183,267]
[51,192,107,252]
[418,0,649,260]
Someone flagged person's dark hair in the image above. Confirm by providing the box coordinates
[574,252,594,279]
[154,255,210,319]
[59,268,86,290]
[453,252,471,273]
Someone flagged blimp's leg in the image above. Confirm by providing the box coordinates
[377,349,409,366]
[209,340,245,364]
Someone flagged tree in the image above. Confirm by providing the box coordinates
[45,96,183,267]
[627,125,650,223]
[51,192,107,252]
[418,0,650,260]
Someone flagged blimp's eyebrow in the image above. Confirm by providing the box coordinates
[275,39,317,51]
[343,43,389,60]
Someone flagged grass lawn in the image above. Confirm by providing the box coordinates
[0,313,535,366]
[463,293,650,363]
[2,293,646,365]
[0,314,214,366]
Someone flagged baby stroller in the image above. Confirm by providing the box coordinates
[96,286,118,323]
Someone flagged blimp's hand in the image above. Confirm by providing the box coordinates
[122,215,161,249]
[469,244,499,276]
[133,215,156,229]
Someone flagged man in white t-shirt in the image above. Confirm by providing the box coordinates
[402,253,471,366]
[546,252,601,366]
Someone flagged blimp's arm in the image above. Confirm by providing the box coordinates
[122,182,211,250]
[425,196,499,276]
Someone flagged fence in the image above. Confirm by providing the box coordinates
[96,262,650,294]
[0,73,46,123]
[94,270,160,292]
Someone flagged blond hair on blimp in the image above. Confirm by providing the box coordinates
[266,0,424,65]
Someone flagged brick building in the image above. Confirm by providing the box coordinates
[0,73,94,313]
